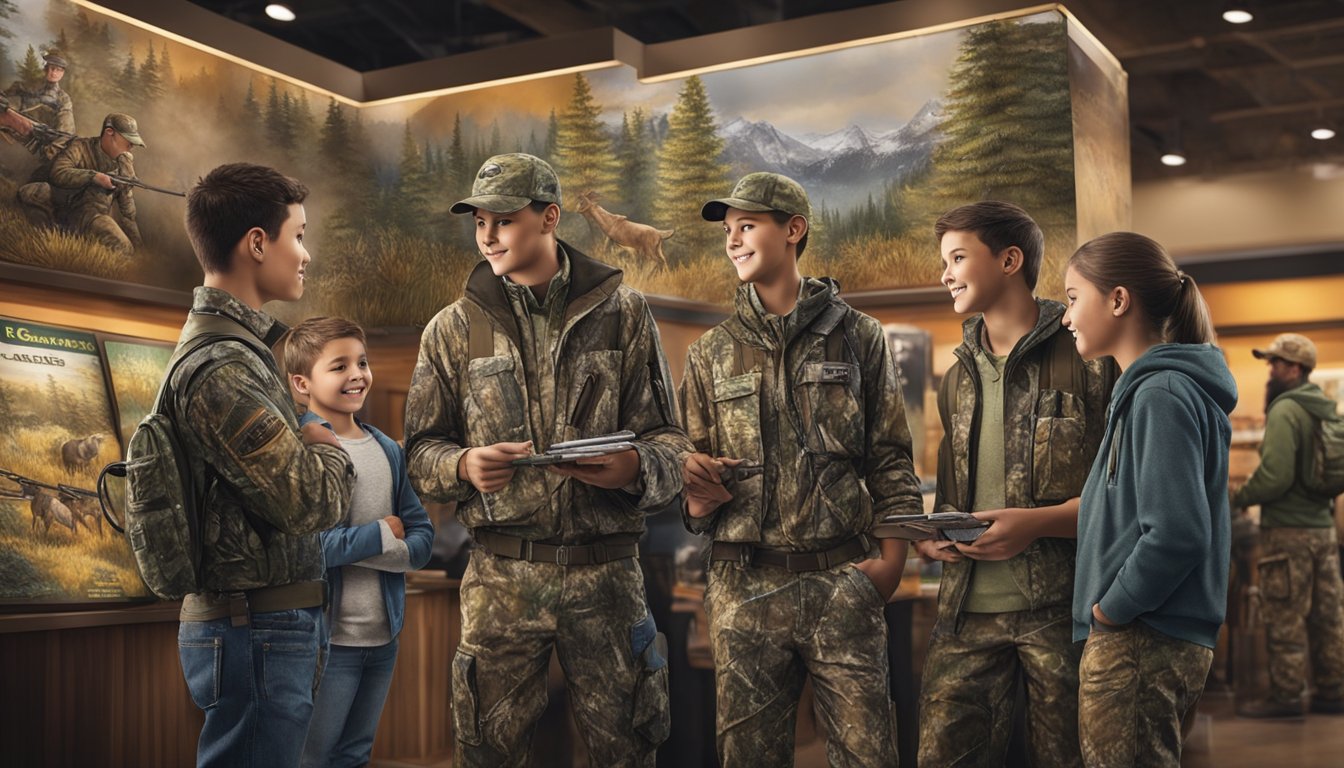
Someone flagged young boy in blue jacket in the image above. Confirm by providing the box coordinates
[284,316,435,768]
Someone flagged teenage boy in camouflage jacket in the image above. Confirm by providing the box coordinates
[680,172,921,767]
[404,154,692,767]
[916,201,1115,766]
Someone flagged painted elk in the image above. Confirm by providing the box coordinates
[60,433,106,476]
[574,191,673,271]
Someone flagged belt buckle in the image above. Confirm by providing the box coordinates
[555,545,570,566]
[738,544,754,566]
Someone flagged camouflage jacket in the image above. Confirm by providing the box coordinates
[404,242,691,542]
[3,81,73,158]
[934,299,1115,630]
[49,136,139,239]
[679,278,923,550]
[172,287,354,591]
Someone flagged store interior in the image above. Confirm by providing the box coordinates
[1,1,1343,766]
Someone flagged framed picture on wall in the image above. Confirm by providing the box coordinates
[885,324,932,479]
[98,334,175,451]
[1313,368,1344,415]
[0,316,153,606]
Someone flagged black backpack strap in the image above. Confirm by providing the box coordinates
[1041,329,1083,397]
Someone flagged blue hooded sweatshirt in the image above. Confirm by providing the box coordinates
[1073,343,1237,649]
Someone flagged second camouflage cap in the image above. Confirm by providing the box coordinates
[102,113,145,147]
[1253,332,1317,369]
[701,172,810,222]
[451,153,562,215]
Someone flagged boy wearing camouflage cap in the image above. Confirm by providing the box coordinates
[404,153,691,766]
[679,172,921,765]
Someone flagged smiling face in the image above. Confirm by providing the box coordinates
[939,230,1012,315]
[1062,264,1122,361]
[293,336,371,420]
[256,203,309,303]
[475,204,556,279]
[723,208,799,284]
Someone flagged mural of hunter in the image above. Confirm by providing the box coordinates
[0,0,1076,321]
[0,317,148,603]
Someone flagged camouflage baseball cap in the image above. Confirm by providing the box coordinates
[701,172,810,222]
[102,113,145,148]
[1253,333,1317,368]
[43,48,69,69]
[450,153,562,215]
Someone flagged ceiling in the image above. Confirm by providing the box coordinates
[185,0,1344,181]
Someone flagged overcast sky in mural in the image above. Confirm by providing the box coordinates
[589,29,963,134]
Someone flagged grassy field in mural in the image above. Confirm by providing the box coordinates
[0,180,135,282]
[104,340,172,446]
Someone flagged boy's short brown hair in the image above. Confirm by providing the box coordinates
[934,201,1043,290]
[186,162,309,274]
[282,317,367,378]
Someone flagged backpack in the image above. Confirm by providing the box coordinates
[1303,411,1344,499]
[99,311,272,600]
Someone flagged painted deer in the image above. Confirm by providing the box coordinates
[574,191,673,271]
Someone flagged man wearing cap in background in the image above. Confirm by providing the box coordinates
[404,153,690,766]
[1,47,75,159]
[678,171,920,765]
[1235,333,1344,719]
[24,112,145,255]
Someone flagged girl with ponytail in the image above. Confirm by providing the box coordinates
[1062,232,1238,767]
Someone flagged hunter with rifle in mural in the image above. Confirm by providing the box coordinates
[0,47,75,161]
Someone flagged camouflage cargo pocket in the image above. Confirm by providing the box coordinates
[711,373,765,525]
[568,350,622,435]
[630,614,671,745]
[1032,389,1088,502]
[451,646,483,747]
[797,361,863,458]
[465,355,548,525]
[1257,553,1292,602]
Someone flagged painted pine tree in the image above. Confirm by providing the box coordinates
[922,19,1074,229]
[554,73,617,206]
[651,75,729,263]
[15,45,42,89]
[617,107,655,222]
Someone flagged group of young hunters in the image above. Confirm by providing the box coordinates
[162,152,1249,768]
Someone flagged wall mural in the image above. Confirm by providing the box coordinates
[0,1,1078,325]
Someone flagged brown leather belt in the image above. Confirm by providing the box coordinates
[179,580,326,625]
[475,530,639,566]
[710,534,872,572]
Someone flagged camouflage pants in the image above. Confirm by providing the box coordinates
[918,604,1082,768]
[16,181,52,224]
[1259,526,1344,704]
[1078,621,1211,768]
[451,550,669,768]
[705,560,897,768]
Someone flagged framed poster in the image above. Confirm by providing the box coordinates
[99,334,175,449]
[0,316,152,605]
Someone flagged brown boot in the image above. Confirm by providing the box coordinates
[1309,698,1344,715]
[1236,698,1305,720]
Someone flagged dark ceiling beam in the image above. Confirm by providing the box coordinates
[1210,96,1344,122]
[481,0,603,35]
[1208,52,1344,77]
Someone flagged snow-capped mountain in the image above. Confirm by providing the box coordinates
[719,100,943,212]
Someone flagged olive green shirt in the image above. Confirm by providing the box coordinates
[964,347,1030,612]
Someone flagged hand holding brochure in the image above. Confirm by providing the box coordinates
[872,512,991,542]
[511,431,638,466]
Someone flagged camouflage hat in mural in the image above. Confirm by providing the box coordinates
[450,153,562,215]
[701,172,811,222]
[102,113,145,147]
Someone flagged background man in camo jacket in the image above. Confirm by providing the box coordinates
[404,153,692,767]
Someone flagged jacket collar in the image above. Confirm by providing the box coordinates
[957,298,1065,363]
[190,286,289,347]
[728,276,841,350]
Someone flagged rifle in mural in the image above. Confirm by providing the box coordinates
[0,93,76,147]
[107,173,186,198]
[0,468,105,536]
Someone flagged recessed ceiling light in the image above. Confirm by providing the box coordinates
[1161,152,1187,167]
[1223,9,1254,24]
[265,4,296,22]
[1311,127,1337,141]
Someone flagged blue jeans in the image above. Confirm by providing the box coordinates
[178,607,326,768]
[300,639,400,768]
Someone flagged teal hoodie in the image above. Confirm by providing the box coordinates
[1233,382,1338,528]
[1074,344,1238,649]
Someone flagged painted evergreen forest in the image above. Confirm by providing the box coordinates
[0,1,1077,324]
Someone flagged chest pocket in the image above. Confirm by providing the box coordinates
[1032,387,1087,502]
[796,361,863,458]
[568,350,622,436]
[711,372,762,462]
[465,355,530,446]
